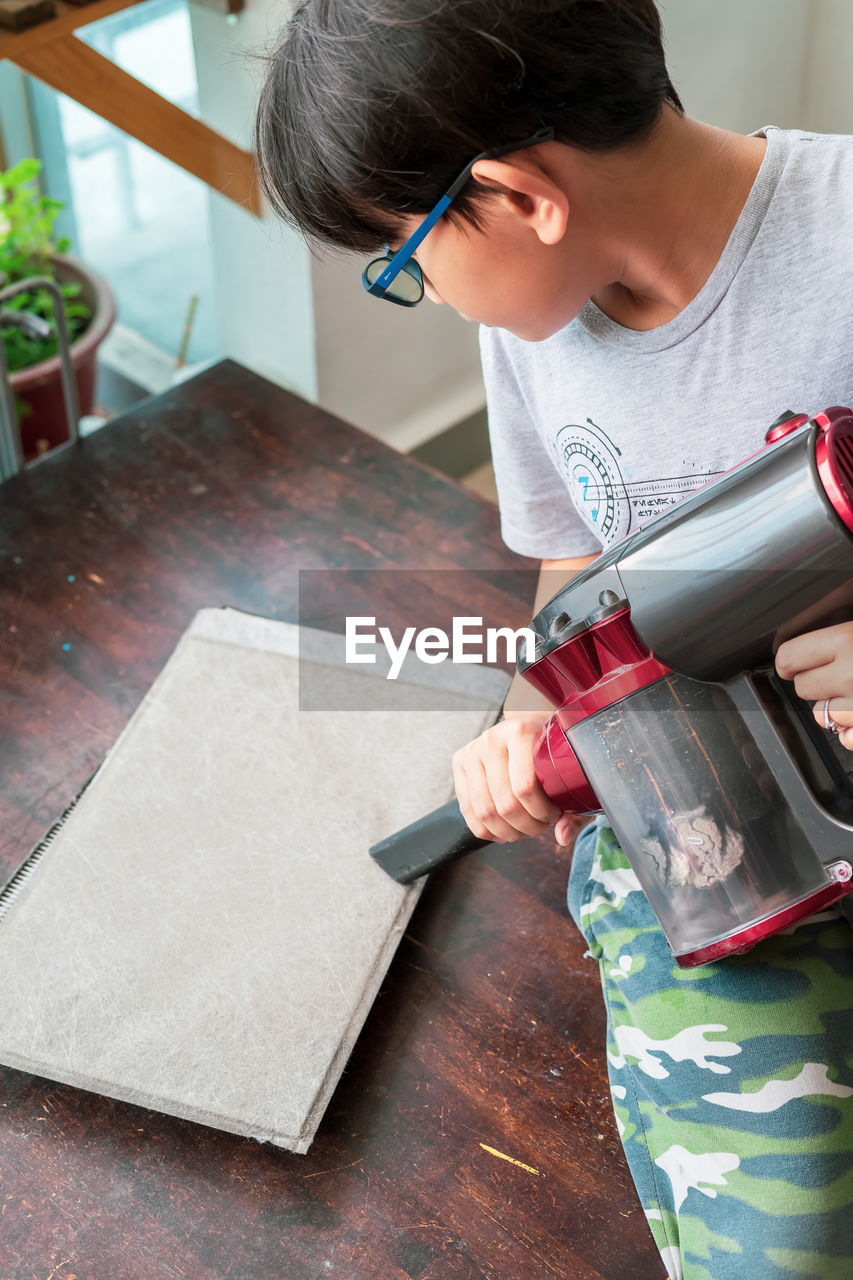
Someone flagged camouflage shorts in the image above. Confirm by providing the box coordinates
[567,821,853,1280]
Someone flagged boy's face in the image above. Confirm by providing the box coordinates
[391,170,593,341]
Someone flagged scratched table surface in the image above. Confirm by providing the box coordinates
[0,361,660,1280]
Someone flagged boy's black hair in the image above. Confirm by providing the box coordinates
[255,0,683,252]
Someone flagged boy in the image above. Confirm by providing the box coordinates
[255,3,853,1275]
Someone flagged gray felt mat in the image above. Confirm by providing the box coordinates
[0,609,508,1151]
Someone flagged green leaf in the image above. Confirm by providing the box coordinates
[0,158,41,189]
[0,156,89,371]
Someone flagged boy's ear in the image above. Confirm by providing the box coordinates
[470,157,569,246]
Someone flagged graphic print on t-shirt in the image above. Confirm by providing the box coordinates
[553,419,723,546]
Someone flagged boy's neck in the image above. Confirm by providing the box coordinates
[580,108,768,332]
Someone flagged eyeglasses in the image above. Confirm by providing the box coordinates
[361,125,555,307]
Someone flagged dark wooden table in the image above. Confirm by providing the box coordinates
[0,361,660,1280]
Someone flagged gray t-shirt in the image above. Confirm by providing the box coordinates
[480,126,853,560]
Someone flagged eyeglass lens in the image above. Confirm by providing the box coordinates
[364,256,423,303]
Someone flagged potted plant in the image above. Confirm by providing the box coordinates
[0,158,116,461]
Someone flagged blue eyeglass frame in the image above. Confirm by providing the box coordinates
[362,125,555,306]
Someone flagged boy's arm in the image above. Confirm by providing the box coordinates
[452,554,598,845]
[501,554,599,717]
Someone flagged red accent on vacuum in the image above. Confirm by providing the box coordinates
[764,412,810,444]
[814,405,853,534]
[533,717,599,812]
[677,861,853,966]
[523,608,671,734]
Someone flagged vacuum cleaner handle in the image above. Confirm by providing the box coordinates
[369,798,492,883]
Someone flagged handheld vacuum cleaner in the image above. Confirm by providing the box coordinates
[370,406,853,966]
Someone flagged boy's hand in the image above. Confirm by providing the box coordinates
[452,711,571,844]
[775,620,853,750]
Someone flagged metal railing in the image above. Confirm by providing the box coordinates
[0,274,81,482]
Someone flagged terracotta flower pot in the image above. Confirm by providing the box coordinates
[9,254,117,462]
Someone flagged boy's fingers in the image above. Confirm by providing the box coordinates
[775,621,853,680]
[815,698,853,750]
[456,755,515,842]
[452,718,557,843]
[812,696,853,733]
[506,746,562,826]
[791,664,840,702]
[452,756,498,842]
[554,814,576,846]
[789,657,853,703]
[774,637,828,680]
[466,754,548,842]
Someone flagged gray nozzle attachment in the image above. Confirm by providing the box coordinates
[369,798,491,883]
